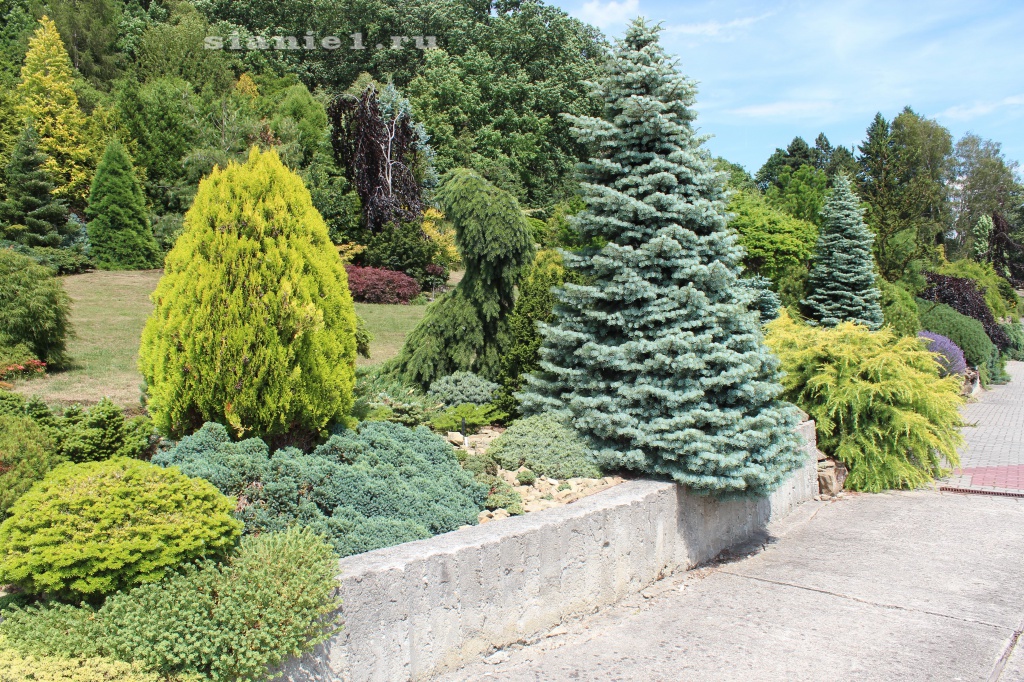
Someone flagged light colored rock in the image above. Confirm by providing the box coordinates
[447,431,464,446]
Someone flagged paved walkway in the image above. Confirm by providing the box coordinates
[438,492,1024,681]
[945,360,1024,493]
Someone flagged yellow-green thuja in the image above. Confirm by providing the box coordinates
[139,147,357,441]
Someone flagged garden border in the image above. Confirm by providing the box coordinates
[274,420,820,682]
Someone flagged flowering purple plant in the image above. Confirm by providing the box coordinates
[918,331,967,377]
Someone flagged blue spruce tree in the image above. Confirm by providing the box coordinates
[519,20,803,495]
[801,174,884,329]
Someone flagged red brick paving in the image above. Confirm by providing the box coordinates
[954,465,1024,490]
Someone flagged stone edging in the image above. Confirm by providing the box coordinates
[275,420,820,682]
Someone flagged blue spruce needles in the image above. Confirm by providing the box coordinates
[801,174,884,329]
[519,19,803,496]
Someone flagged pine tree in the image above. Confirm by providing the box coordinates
[138,148,359,442]
[971,214,993,261]
[801,174,884,329]
[16,16,93,209]
[86,139,160,269]
[394,168,534,388]
[519,20,803,496]
[1,124,68,246]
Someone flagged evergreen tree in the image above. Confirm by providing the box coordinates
[802,174,884,329]
[520,20,802,496]
[972,214,993,261]
[394,168,534,388]
[138,148,359,442]
[1,123,68,246]
[16,16,92,209]
[86,139,160,269]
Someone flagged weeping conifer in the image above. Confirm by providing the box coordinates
[519,20,802,496]
[801,174,884,329]
[394,168,534,388]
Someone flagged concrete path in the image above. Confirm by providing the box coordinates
[946,360,1024,494]
[437,492,1024,681]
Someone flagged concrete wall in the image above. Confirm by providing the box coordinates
[274,420,820,682]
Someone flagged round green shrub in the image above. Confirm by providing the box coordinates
[0,457,242,599]
[138,147,358,441]
[488,413,603,479]
[0,414,66,517]
[0,639,174,682]
[0,249,73,367]
[0,527,338,682]
[428,371,500,406]
[516,468,536,486]
[917,299,995,369]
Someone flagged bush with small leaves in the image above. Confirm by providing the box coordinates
[154,421,487,558]
[918,332,967,377]
[879,279,920,337]
[516,469,536,486]
[57,398,154,463]
[0,458,242,599]
[921,272,1010,349]
[1002,321,1024,361]
[0,249,73,367]
[428,371,500,407]
[478,474,523,515]
[0,639,178,682]
[0,528,339,682]
[0,415,66,517]
[344,264,421,304]
[488,413,602,479]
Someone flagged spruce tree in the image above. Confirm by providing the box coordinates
[138,148,359,442]
[1,124,68,246]
[394,168,534,388]
[519,20,802,496]
[16,16,92,209]
[86,139,160,269]
[801,174,884,329]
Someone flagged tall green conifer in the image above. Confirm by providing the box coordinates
[802,174,884,329]
[519,20,802,496]
[86,139,160,269]
[1,124,68,246]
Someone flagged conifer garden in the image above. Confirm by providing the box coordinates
[0,4,1021,680]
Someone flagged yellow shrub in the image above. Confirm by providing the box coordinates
[422,208,460,269]
[0,637,201,682]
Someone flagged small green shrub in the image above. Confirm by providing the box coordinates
[516,468,536,486]
[478,475,523,515]
[429,403,505,434]
[879,279,920,337]
[57,398,154,463]
[0,458,242,599]
[428,371,500,406]
[488,413,603,479]
[917,298,997,372]
[0,415,66,517]
[765,311,964,492]
[154,421,487,558]
[0,249,73,367]
[0,528,338,682]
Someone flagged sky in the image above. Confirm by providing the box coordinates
[545,0,1024,175]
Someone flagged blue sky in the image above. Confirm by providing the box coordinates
[546,0,1024,175]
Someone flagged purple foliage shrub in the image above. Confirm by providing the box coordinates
[921,272,1010,349]
[345,265,421,304]
[918,331,967,377]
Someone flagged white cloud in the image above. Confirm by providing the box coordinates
[937,94,1024,121]
[578,0,640,30]
[666,13,772,39]
[727,100,837,120]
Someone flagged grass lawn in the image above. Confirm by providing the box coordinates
[13,270,427,409]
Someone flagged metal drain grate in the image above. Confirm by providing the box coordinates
[939,486,1024,499]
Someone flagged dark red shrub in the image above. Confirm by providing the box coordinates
[345,265,421,304]
[921,272,1010,349]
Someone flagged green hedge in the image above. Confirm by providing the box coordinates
[917,299,995,369]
